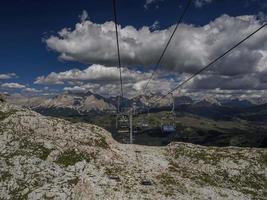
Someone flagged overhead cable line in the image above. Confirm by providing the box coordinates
[151,22,267,104]
[112,0,124,99]
[142,0,192,95]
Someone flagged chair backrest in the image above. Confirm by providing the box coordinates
[117,114,130,132]
[161,124,176,133]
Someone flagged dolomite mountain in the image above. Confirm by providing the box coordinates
[0,101,266,200]
[6,92,116,115]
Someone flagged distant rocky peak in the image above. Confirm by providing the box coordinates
[203,96,221,105]
[195,96,221,106]
[0,93,6,102]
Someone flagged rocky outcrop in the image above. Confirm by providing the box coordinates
[0,102,266,199]
[0,93,6,103]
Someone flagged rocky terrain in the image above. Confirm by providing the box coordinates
[6,91,116,115]
[0,102,266,199]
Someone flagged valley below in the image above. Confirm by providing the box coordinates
[4,92,267,148]
[61,111,267,148]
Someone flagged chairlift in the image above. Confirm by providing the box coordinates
[161,93,176,134]
[115,96,130,132]
[139,100,150,130]
[117,113,130,133]
[141,123,149,128]
[133,127,141,134]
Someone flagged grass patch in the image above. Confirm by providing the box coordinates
[67,177,79,185]
[169,144,266,199]
[22,142,51,160]
[157,173,176,186]
[258,152,267,166]
[56,149,90,167]
[197,172,218,186]
[94,136,109,149]
[10,139,52,160]
[156,172,188,195]
[9,185,29,200]
[0,110,17,121]
[173,146,221,164]
[105,165,124,176]
[0,171,12,182]
[172,145,249,165]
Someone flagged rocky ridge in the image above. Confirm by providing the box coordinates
[6,92,116,113]
[0,102,266,199]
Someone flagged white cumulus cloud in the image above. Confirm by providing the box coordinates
[194,0,213,8]
[79,10,88,22]
[34,64,152,85]
[23,87,42,93]
[45,14,267,76]
[42,13,267,96]
[0,73,17,80]
[1,82,26,89]
[35,64,182,97]
[144,0,164,9]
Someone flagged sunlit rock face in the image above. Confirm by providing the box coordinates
[0,93,7,103]
[5,92,116,115]
[0,101,266,200]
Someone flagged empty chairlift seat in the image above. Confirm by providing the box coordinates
[160,92,176,134]
[117,114,130,134]
[161,124,176,134]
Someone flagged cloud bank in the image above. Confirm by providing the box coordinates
[34,64,151,85]
[1,82,26,89]
[44,14,267,95]
[45,15,267,74]
[34,64,179,97]
[0,73,17,80]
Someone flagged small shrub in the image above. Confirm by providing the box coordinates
[0,171,12,181]
[56,149,90,167]
[67,177,79,185]
[0,110,17,121]
[94,136,109,149]
[18,140,51,160]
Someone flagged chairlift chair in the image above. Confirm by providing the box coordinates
[116,95,130,133]
[139,100,150,130]
[161,93,176,134]
[161,113,176,134]
[117,113,130,133]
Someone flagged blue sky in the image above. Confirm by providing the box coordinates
[0,0,267,98]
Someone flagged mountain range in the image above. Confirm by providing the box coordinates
[3,91,267,122]
[6,91,116,116]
